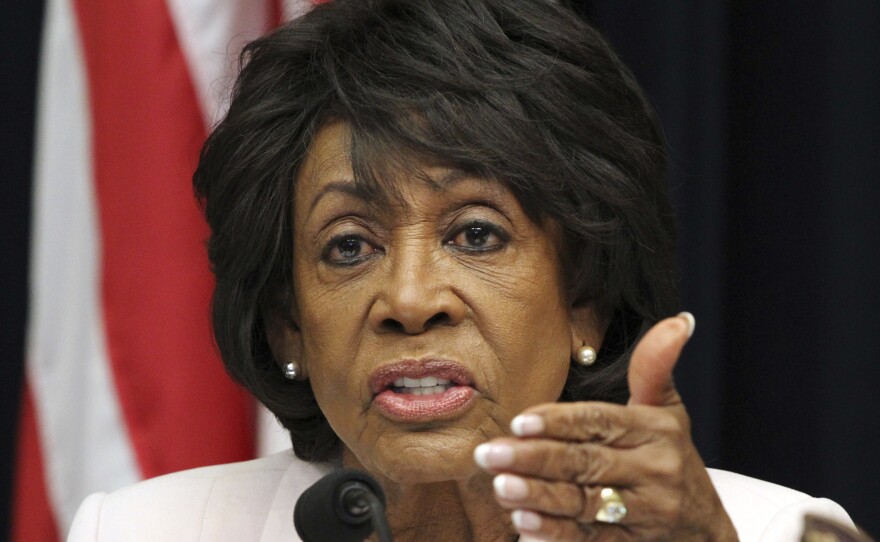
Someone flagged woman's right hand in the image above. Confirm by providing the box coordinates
[475,315,739,541]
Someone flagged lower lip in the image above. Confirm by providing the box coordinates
[373,386,475,422]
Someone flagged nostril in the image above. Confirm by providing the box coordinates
[379,313,450,334]
[426,312,449,327]
[380,318,405,333]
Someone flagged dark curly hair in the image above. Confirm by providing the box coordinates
[193,0,679,462]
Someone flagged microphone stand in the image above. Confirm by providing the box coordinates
[360,490,393,542]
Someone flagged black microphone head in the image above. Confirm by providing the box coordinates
[294,468,387,542]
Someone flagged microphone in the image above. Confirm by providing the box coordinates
[294,468,393,542]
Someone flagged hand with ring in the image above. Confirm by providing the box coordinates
[474,315,739,541]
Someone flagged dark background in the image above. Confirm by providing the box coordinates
[2,1,878,540]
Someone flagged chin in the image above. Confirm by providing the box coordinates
[359,431,484,486]
[378,455,479,486]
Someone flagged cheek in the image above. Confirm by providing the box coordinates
[475,260,573,408]
[294,251,371,356]
[294,272,373,415]
[494,306,571,407]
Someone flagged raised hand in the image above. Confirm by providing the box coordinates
[474,314,739,541]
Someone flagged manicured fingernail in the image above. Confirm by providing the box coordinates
[510,414,544,436]
[493,474,529,500]
[512,509,543,532]
[677,311,696,338]
[474,443,514,469]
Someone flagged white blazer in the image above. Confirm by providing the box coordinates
[67,450,852,541]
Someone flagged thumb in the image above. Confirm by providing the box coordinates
[627,312,695,407]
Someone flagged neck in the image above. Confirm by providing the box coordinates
[343,450,517,542]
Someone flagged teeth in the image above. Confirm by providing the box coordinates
[390,375,455,394]
[394,376,453,389]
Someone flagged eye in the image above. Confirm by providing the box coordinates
[446,221,509,252]
[323,234,380,265]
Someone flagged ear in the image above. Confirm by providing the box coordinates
[569,303,606,357]
[261,285,306,379]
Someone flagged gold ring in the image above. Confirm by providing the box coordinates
[595,487,627,524]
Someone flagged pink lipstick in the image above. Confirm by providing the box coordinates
[370,359,476,422]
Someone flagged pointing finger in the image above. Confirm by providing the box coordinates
[510,401,677,447]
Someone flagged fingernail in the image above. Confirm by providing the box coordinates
[493,474,529,500]
[510,414,544,436]
[512,509,543,532]
[474,443,514,469]
[677,311,696,338]
[518,536,545,542]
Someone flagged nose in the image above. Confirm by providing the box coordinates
[368,248,466,335]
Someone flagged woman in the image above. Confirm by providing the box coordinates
[69,0,852,540]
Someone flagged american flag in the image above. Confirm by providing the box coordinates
[14,1,318,539]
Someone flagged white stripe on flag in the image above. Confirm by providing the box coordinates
[282,0,314,21]
[166,0,272,127]
[257,405,293,457]
[27,0,141,531]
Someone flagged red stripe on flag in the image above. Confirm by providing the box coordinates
[13,386,61,542]
[271,0,284,27]
[72,1,254,478]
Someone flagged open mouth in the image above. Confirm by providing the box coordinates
[370,359,474,395]
[370,359,477,422]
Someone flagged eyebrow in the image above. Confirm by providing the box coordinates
[306,169,484,216]
[307,180,371,215]
[422,169,469,190]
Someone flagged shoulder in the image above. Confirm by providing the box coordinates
[67,450,332,542]
[708,468,853,542]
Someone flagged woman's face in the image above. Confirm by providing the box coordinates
[284,122,597,484]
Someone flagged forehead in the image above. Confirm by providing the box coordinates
[294,121,508,213]
[296,121,353,193]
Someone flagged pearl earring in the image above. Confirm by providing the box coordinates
[283,361,300,380]
[575,345,597,366]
